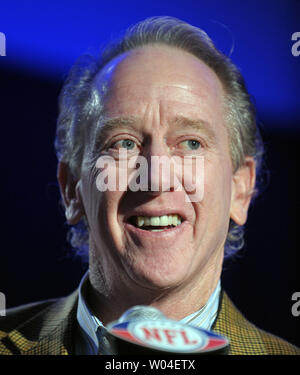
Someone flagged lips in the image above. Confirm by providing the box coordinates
[123,204,191,240]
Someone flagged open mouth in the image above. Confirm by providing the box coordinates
[128,214,183,232]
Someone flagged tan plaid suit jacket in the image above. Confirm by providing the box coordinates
[0,290,299,355]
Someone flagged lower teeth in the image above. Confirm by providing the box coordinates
[141,225,176,231]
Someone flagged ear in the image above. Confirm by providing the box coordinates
[230,157,256,226]
[57,161,85,225]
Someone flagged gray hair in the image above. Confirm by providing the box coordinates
[55,16,264,260]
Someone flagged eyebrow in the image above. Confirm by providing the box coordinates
[171,116,218,145]
[93,116,140,148]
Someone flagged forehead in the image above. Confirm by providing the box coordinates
[93,45,226,131]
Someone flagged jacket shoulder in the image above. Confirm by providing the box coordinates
[213,291,300,355]
[0,291,78,355]
[258,328,300,355]
[0,299,58,336]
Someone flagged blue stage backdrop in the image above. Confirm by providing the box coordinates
[1,0,299,130]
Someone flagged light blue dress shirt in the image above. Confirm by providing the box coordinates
[75,271,221,355]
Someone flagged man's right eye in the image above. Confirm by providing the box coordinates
[111,139,137,150]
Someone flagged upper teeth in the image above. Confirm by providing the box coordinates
[136,215,182,227]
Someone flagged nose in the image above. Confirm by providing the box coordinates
[144,140,177,194]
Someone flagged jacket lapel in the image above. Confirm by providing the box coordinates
[212,291,268,355]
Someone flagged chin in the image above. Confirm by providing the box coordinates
[123,253,195,292]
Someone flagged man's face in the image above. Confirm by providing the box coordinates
[77,46,246,294]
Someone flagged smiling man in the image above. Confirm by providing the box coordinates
[75,44,237,324]
[0,16,299,355]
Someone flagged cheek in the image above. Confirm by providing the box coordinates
[82,178,125,245]
[177,156,205,203]
[191,160,232,255]
[80,167,107,230]
[202,158,233,216]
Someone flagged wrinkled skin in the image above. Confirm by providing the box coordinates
[58,45,255,323]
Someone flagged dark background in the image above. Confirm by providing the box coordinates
[0,0,299,348]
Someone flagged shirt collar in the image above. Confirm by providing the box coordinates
[76,271,104,354]
[180,280,221,330]
[76,271,221,354]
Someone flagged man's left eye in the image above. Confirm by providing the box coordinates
[180,140,201,150]
[112,139,137,150]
